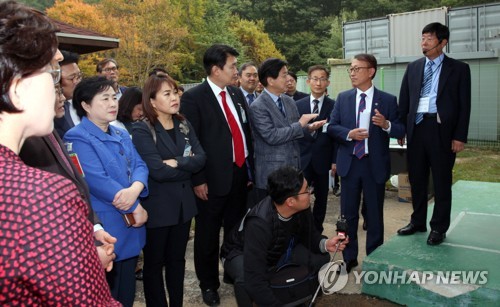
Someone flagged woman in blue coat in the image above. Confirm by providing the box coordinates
[64,76,149,307]
[132,73,206,307]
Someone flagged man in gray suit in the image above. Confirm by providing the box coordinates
[249,58,326,202]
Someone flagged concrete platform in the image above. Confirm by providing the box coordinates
[362,181,500,306]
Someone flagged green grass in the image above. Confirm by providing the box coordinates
[454,146,500,183]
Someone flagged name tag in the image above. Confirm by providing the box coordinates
[183,144,192,157]
[417,97,430,113]
[239,105,247,123]
[322,123,329,133]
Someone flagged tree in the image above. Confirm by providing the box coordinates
[229,18,284,65]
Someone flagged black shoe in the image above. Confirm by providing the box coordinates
[345,259,359,273]
[332,186,341,197]
[201,289,220,306]
[427,230,446,245]
[135,269,143,280]
[223,272,234,285]
[362,220,367,231]
[397,223,427,235]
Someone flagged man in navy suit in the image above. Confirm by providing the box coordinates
[397,23,471,246]
[296,65,336,233]
[180,44,253,306]
[327,54,405,272]
[238,62,259,106]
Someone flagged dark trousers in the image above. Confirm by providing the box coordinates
[143,221,191,307]
[194,164,248,291]
[340,156,385,263]
[303,165,330,233]
[408,118,456,233]
[106,256,139,307]
[224,244,329,306]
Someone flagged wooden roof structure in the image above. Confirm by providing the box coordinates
[53,19,119,54]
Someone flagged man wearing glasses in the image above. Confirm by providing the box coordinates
[96,58,127,99]
[54,50,83,137]
[327,54,405,273]
[296,65,337,233]
[220,166,348,307]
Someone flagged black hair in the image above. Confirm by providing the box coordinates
[148,67,168,77]
[72,76,115,119]
[238,62,257,76]
[353,53,378,79]
[203,44,239,76]
[267,166,304,205]
[288,71,298,82]
[117,86,142,123]
[60,50,80,66]
[422,22,450,43]
[258,58,287,87]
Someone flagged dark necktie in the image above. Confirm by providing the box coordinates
[312,99,319,114]
[247,93,255,105]
[64,101,75,126]
[220,91,245,167]
[354,93,367,159]
[415,61,434,125]
[277,97,285,117]
[311,99,320,138]
[47,133,75,175]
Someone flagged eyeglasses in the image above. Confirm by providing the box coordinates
[48,68,61,84]
[308,78,328,83]
[103,66,118,73]
[347,67,371,74]
[63,72,83,83]
[294,186,314,196]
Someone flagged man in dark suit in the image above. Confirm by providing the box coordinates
[285,71,308,101]
[397,22,471,246]
[54,50,82,137]
[249,58,325,203]
[238,62,259,106]
[180,44,253,306]
[328,54,405,272]
[96,58,128,99]
[296,65,336,233]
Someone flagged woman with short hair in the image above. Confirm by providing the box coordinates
[64,75,149,307]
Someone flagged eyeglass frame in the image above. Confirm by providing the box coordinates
[293,186,314,197]
[62,72,83,83]
[102,66,118,73]
[347,66,372,74]
[48,68,61,84]
[308,77,329,83]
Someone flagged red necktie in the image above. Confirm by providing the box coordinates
[220,91,245,167]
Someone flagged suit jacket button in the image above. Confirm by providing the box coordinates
[182,183,185,188]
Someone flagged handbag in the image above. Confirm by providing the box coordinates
[269,263,318,306]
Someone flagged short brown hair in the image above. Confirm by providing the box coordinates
[96,58,118,73]
[0,1,58,113]
[307,65,330,78]
[142,73,184,124]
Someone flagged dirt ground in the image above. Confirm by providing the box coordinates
[133,187,408,306]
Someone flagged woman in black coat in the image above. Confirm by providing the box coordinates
[132,73,206,307]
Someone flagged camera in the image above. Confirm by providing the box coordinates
[336,215,348,241]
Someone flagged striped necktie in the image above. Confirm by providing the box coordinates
[415,61,434,125]
[354,93,367,159]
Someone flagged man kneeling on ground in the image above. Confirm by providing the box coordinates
[221,166,348,306]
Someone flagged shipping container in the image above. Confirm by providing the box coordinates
[388,7,448,57]
[448,3,500,53]
[343,18,390,59]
